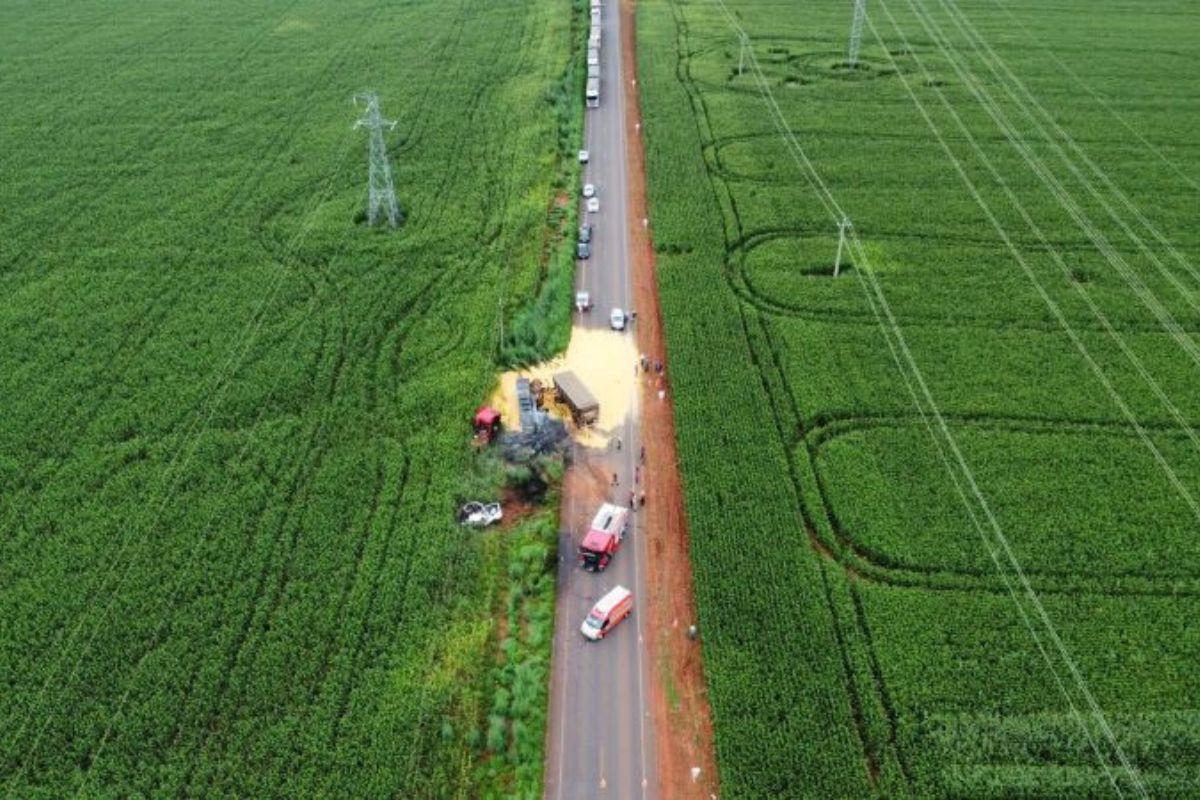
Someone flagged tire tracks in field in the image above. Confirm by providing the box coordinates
[312,6,537,742]
[799,412,1200,596]
[312,4,553,785]
[722,230,1200,339]
[179,431,329,795]
[8,6,386,786]
[176,310,352,795]
[163,1,518,785]
[176,281,359,795]
[664,1,898,789]
[242,3,524,774]
[3,0,343,524]
[324,462,429,754]
[0,0,306,283]
[2,4,374,703]
[11,0,565,792]
[663,4,1200,789]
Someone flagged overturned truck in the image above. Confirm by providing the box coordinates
[552,370,599,426]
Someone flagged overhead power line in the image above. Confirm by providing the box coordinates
[708,0,1148,794]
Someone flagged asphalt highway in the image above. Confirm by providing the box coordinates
[543,2,659,797]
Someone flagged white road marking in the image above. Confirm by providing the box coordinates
[554,486,576,800]
[615,11,651,795]
[599,743,607,792]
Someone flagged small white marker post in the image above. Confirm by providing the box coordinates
[834,217,852,277]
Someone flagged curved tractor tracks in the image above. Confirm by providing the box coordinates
[661,0,1200,794]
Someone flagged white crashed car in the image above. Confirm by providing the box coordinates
[460,501,503,527]
[586,197,600,213]
[582,183,596,198]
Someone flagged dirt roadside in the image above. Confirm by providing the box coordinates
[620,1,720,797]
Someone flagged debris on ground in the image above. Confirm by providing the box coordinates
[498,417,570,464]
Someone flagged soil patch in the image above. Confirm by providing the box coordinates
[622,1,720,797]
[498,487,540,532]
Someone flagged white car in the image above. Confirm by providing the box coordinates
[578,149,589,164]
[460,501,503,527]
[586,197,600,213]
[609,308,626,331]
[582,183,596,198]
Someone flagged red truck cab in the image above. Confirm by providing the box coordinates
[578,503,630,571]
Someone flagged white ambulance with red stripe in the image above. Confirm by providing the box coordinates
[580,585,633,641]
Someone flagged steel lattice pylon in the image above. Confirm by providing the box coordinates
[353,91,401,228]
[847,0,868,68]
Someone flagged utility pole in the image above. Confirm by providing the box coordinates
[352,91,401,229]
[834,217,852,277]
[847,0,867,69]
[738,32,749,76]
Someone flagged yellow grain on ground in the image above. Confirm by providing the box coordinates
[490,326,639,447]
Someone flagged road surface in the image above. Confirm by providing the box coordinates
[544,1,659,797]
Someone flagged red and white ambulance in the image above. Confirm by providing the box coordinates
[580,585,633,641]
[578,502,630,572]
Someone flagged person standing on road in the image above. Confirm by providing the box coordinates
[612,472,619,487]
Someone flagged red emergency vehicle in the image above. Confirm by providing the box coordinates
[578,503,630,571]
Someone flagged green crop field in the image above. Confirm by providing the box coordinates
[0,0,580,796]
[638,0,1200,797]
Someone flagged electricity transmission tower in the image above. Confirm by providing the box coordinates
[834,217,852,277]
[352,91,401,228]
[847,0,867,68]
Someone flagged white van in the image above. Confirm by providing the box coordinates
[581,585,633,640]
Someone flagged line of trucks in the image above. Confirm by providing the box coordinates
[586,0,601,108]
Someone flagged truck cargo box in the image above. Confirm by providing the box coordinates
[553,370,599,424]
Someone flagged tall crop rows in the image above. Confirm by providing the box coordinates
[638,0,1200,796]
[0,0,578,796]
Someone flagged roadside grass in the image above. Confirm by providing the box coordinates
[470,495,560,798]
